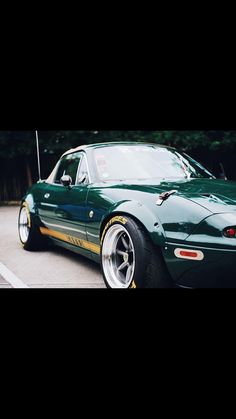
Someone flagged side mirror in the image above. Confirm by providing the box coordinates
[60,175,72,187]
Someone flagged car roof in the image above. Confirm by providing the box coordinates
[62,142,175,157]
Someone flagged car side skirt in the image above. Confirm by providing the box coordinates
[39,226,100,255]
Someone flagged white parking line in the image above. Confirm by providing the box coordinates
[0,262,29,288]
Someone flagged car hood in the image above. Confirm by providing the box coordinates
[103,178,236,214]
[158,178,236,213]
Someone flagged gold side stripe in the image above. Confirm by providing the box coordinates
[40,227,100,255]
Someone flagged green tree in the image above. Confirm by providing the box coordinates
[1,130,236,183]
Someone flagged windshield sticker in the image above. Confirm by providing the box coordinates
[96,155,110,179]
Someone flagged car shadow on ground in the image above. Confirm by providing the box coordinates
[46,243,102,275]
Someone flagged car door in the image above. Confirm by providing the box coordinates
[38,151,91,257]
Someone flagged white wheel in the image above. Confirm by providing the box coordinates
[19,206,30,244]
[102,224,135,288]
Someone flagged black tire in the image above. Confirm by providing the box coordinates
[100,215,172,288]
[18,202,46,251]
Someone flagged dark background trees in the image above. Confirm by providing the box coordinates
[1,130,236,201]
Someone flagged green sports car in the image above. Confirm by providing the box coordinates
[18,142,236,288]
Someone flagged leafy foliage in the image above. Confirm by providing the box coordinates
[1,130,236,200]
[1,130,236,159]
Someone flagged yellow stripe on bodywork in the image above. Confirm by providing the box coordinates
[40,227,100,255]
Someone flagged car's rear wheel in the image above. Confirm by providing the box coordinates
[101,215,172,288]
[18,202,46,251]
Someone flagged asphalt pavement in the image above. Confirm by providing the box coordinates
[0,206,105,288]
[0,274,12,288]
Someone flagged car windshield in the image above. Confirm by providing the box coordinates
[93,145,214,181]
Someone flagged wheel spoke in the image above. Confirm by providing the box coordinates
[126,265,133,283]
[121,235,129,250]
[117,249,127,257]
[117,260,129,272]
[20,221,28,227]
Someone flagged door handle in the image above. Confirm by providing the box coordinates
[44,193,50,199]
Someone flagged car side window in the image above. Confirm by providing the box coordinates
[76,155,89,185]
[54,152,82,185]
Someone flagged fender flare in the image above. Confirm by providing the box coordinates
[21,193,37,215]
[100,200,166,247]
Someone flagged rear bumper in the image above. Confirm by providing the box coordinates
[163,244,236,288]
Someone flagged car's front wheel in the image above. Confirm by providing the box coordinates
[101,215,172,288]
[18,202,46,251]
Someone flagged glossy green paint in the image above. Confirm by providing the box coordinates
[83,178,236,282]
[24,182,93,259]
[21,143,236,287]
[86,180,210,247]
[163,244,236,287]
